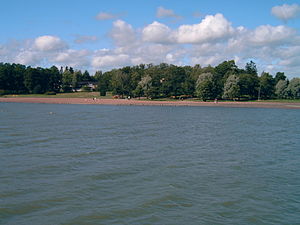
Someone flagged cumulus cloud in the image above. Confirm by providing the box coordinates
[15,50,41,65]
[250,25,296,46]
[156,6,182,19]
[96,12,120,20]
[52,49,90,67]
[109,20,136,46]
[271,4,300,21]
[142,14,234,44]
[34,35,66,51]
[92,54,129,67]
[176,14,234,44]
[142,21,174,43]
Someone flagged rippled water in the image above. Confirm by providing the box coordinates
[0,102,300,225]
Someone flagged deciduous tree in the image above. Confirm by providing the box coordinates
[222,75,240,100]
[275,80,288,99]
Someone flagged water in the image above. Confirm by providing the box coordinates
[0,102,300,225]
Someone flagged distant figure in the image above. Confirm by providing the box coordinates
[214,98,218,103]
[127,96,131,100]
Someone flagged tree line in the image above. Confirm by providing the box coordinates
[0,61,299,100]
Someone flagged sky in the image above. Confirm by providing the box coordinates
[0,0,300,78]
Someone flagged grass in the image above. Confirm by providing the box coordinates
[2,92,300,103]
[1,92,113,99]
[254,99,300,103]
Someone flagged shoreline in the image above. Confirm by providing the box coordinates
[1,97,300,109]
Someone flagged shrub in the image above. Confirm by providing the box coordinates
[100,91,106,96]
[45,91,57,95]
[82,86,92,92]
[0,90,8,96]
[32,85,42,94]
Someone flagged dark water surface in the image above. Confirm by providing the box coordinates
[0,103,300,225]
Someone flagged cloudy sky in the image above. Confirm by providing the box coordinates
[0,0,300,78]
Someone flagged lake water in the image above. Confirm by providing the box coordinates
[0,103,300,225]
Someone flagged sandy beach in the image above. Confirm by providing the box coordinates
[1,97,300,109]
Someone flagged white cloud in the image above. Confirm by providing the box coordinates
[250,25,296,46]
[92,54,129,68]
[96,12,119,20]
[142,14,234,44]
[15,50,41,65]
[176,14,234,44]
[52,49,90,67]
[110,20,136,46]
[34,35,66,51]
[156,6,182,19]
[271,4,300,21]
[142,21,174,43]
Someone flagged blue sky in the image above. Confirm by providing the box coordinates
[1,0,300,77]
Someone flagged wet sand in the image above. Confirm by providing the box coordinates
[1,97,300,109]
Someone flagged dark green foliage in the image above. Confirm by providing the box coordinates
[0,89,8,96]
[245,61,258,75]
[111,70,131,97]
[32,85,42,94]
[82,70,91,82]
[274,72,286,84]
[259,72,275,99]
[214,60,238,84]
[97,71,110,96]
[48,66,62,92]
[0,63,27,93]
[238,73,259,99]
[24,67,46,93]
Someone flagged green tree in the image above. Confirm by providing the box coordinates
[259,72,275,99]
[12,64,27,93]
[97,71,110,96]
[136,75,152,98]
[195,73,216,101]
[275,80,288,99]
[0,63,27,93]
[245,61,257,75]
[72,70,82,90]
[82,70,91,82]
[161,65,186,96]
[238,73,259,99]
[93,70,103,82]
[274,72,286,84]
[24,67,44,93]
[62,70,73,92]
[142,65,161,98]
[222,75,240,100]
[287,78,300,99]
[111,70,131,97]
[48,66,61,92]
[214,60,238,83]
